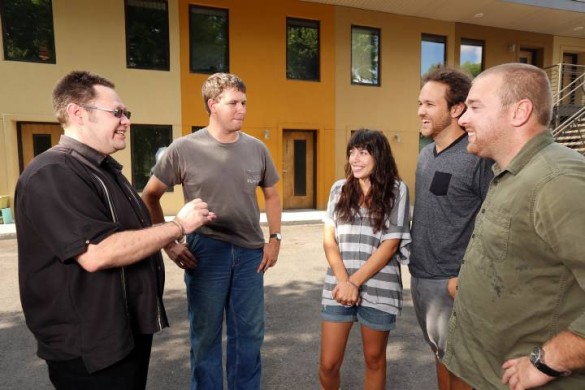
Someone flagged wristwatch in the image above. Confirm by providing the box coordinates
[529,346,571,377]
[269,233,282,242]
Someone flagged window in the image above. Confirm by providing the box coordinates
[0,0,56,63]
[421,34,446,77]
[125,0,169,70]
[286,18,320,81]
[131,125,172,191]
[460,39,484,78]
[189,5,229,74]
[351,25,380,86]
[33,134,52,156]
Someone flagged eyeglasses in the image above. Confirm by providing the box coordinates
[80,104,131,119]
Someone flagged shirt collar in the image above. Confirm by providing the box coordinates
[493,131,554,177]
[58,135,123,170]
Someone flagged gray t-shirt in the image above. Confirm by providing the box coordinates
[153,128,279,248]
[408,134,493,279]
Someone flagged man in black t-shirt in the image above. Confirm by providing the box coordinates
[15,70,216,389]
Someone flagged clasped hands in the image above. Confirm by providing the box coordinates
[332,280,361,306]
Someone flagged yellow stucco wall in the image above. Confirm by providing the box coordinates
[1,0,583,217]
[0,0,184,213]
[178,0,336,211]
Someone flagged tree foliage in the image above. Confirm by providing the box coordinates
[351,29,379,85]
[287,23,319,80]
[1,0,55,62]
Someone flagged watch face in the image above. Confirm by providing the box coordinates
[530,347,540,364]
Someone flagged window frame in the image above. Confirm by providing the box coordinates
[420,33,447,77]
[286,17,321,82]
[350,25,381,87]
[0,0,56,64]
[188,4,229,74]
[460,38,485,78]
[124,0,170,71]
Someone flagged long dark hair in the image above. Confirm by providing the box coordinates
[335,129,401,233]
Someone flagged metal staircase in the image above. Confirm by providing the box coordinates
[545,63,585,155]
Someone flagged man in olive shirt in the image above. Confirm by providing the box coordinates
[444,63,585,389]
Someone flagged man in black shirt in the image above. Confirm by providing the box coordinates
[15,70,216,389]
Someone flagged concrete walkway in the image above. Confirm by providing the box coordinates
[0,219,437,389]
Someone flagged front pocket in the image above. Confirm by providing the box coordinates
[478,209,511,263]
[430,171,452,196]
[244,169,262,194]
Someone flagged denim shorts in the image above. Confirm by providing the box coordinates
[321,304,396,331]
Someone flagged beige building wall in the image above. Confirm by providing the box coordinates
[1,1,584,215]
[553,36,585,64]
[0,0,184,213]
[333,7,556,197]
[333,7,457,196]
[455,23,554,69]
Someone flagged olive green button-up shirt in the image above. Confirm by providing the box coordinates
[444,132,585,389]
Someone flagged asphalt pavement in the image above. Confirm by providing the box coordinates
[0,223,436,389]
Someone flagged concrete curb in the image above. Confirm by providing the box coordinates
[0,211,326,240]
[0,224,16,240]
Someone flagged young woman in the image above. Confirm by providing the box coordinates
[319,129,411,389]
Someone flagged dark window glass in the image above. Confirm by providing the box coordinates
[294,140,307,196]
[32,134,52,156]
[460,38,484,78]
[0,0,56,63]
[131,124,172,191]
[125,0,169,70]
[421,34,446,77]
[351,25,380,86]
[189,5,229,74]
[286,18,320,81]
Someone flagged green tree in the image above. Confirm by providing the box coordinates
[461,61,482,78]
[1,0,55,62]
[287,24,319,80]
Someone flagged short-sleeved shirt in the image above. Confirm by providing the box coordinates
[444,133,585,389]
[409,134,493,279]
[153,128,279,248]
[321,179,412,315]
[16,135,168,373]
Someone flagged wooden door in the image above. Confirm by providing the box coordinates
[19,122,63,172]
[518,49,535,65]
[283,130,315,209]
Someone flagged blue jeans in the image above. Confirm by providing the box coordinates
[185,233,264,390]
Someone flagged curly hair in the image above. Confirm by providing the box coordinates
[422,66,471,117]
[201,73,246,115]
[335,129,401,233]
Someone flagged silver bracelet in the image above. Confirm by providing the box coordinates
[169,219,186,244]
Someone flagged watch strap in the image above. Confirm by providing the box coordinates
[530,346,570,377]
